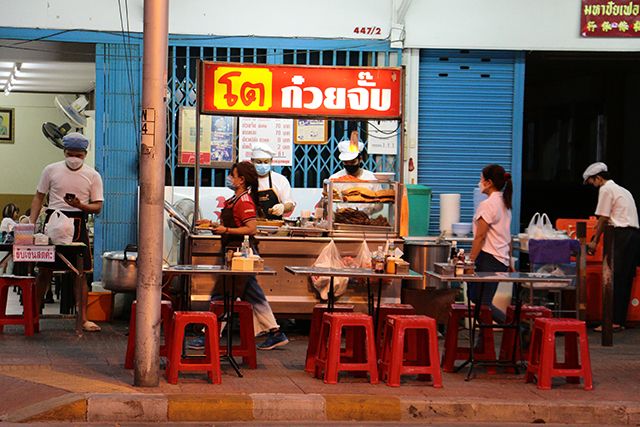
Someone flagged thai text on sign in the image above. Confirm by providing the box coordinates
[238,117,293,166]
[581,0,640,37]
[200,62,402,119]
[13,245,55,262]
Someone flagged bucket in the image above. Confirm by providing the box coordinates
[405,184,431,236]
[87,291,112,321]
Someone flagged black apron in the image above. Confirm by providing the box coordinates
[220,191,258,254]
[257,172,282,220]
[39,209,92,271]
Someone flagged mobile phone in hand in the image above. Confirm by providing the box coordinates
[64,193,76,201]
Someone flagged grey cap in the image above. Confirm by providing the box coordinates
[582,162,607,184]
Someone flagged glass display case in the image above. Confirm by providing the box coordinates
[323,180,399,236]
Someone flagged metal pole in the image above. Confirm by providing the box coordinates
[576,221,587,321]
[193,60,201,227]
[601,225,614,346]
[135,0,169,386]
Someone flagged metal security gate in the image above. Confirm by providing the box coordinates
[94,43,142,277]
[417,49,525,235]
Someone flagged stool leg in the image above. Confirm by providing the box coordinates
[22,283,34,337]
[536,328,554,390]
[525,326,542,384]
[239,309,257,369]
[323,322,343,384]
[166,316,184,385]
[314,320,329,379]
[365,321,379,384]
[125,306,137,369]
[442,312,460,372]
[204,323,222,384]
[427,326,443,388]
[386,325,404,387]
[578,329,593,391]
[378,321,393,383]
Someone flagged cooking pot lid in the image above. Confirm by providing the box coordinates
[103,250,138,262]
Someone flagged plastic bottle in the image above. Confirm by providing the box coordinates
[373,246,385,273]
[241,235,250,258]
[386,240,396,274]
[449,241,458,264]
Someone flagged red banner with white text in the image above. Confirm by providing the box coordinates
[200,62,402,119]
[581,0,640,37]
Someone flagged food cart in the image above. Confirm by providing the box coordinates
[177,61,405,314]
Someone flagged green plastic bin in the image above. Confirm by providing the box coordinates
[406,184,432,236]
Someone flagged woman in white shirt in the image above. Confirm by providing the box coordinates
[469,164,513,323]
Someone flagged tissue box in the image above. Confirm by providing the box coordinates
[231,256,254,271]
[13,223,35,245]
[253,257,264,271]
[33,233,50,245]
[395,259,410,274]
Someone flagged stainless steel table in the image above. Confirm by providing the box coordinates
[162,264,276,377]
[427,271,574,380]
[285,266,422,333]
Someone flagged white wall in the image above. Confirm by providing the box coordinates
[0,0,391,40]
[404,0,640,51]
[0,92,95,195]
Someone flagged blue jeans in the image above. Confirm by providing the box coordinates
[467,251,508,323]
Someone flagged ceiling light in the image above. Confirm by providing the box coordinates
[3,62,20,96]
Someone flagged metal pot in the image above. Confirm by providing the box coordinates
[402,238,451,289]
[102,244,138,292]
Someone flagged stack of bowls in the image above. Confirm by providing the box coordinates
[451,222,472,237]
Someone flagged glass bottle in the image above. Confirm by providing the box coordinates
[373,246,385,274]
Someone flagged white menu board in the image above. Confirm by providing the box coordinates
[238,117,294,166]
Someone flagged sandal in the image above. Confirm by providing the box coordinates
[82,321,101,332]
[593,324,624,332]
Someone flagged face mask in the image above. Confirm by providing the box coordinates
[255,163,271,176]
[225,175,237,190]
[478,181,486,192]
[344,163,360,175]
[65,157,84,170]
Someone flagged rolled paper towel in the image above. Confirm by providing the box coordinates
[440,193,461,236]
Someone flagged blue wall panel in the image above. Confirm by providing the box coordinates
[417,49,524,235]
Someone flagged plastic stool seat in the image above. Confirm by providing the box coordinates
[499,305,552,364]
[314,312,378,384]
[305,304,355,373]
[165,311,221,384]
[0,276,39,336]
[125,300,173,369]
[525,318,593,390]
[379,315,443,388]
[442,303,496,373]
[210,300,257,369]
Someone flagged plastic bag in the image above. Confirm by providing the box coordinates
[354,240,372,269]
[44,210,75,245]
[310,240,348,300]
[526,212,555,240]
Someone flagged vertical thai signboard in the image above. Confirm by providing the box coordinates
[581,0,640,37]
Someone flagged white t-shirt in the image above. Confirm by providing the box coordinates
[473,191,511,266]
[257,171,295,207]
[36,161,104,212]
[595,180,639,228]
[0,217,16,233]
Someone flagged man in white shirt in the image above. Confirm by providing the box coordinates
[250,143,295,219]
[583,162,640,330]
[30,132,104,334]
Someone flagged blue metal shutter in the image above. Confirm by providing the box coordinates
[94,43,141,278]
[417,49,524,235]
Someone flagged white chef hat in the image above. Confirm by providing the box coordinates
[251,142,276,159]
[337,134,364,161]
[582,162,607,183]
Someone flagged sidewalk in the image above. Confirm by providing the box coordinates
[0,318,639,424]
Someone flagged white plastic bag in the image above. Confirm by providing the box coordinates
[310,240,348,300]
[354,240,372,270]
[526,212,555,240]
[44,210,75,245]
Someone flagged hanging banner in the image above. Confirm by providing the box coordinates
[238,117,294,166]
[200,62,402,119]
[581,0,640,37]
[178,107,237,167]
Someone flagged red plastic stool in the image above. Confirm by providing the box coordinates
[442,303,496,373]
[0,276,39,336]
[165,311,221,384]
[209,300,257,369]
[525,318,593,390]
[375,303,416,354]
[379,315,443,388]
[499,305,552,364]
[305,304,354,373]
[125,300,174,369]
[314,312,378,384]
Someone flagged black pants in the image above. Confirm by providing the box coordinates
[612,227,640,326]
[468,250,508,323]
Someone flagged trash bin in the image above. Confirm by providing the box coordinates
[406,184,432,236]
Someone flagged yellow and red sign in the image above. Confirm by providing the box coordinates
[200,62,402,119]
[581,0,640,37]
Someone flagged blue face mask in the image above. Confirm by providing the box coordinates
[225,175,237,190]
[255,163,271,176]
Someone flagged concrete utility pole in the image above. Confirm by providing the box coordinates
[135,0,169,387]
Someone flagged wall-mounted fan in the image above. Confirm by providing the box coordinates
[42,122,71,149]
[55,95,89,128]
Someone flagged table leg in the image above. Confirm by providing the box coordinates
[511,282,523,374]
[328,276,335,312]
[225,276,242,377]
[465,283,484,381]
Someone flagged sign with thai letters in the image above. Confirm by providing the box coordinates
[13,245,55,262]
[200,62,402,119]
[581,0,640,37]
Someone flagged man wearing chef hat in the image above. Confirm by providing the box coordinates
[583,161,640,331]
[250,143,296,219]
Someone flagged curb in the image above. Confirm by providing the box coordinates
[6,393,640,424]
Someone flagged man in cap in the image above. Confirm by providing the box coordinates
[250,143,295,219]
[29,132,104,333]
[583,161,640,331]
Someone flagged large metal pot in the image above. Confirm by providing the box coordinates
[102,244,138,292]
[402,238,451,289]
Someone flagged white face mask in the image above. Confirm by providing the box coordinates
[478,180,486,193]
[65,157,84,170]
